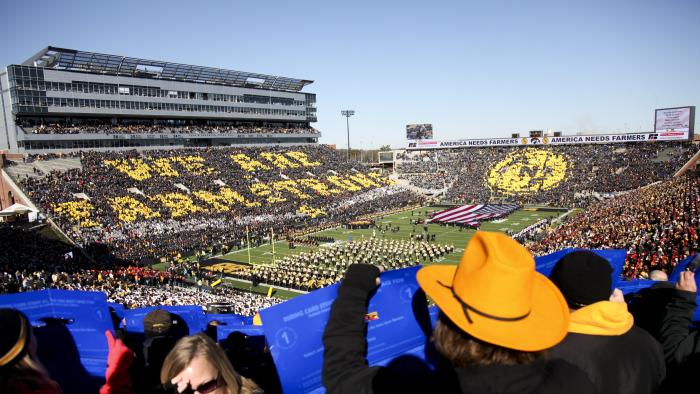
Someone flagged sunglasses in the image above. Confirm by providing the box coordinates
[181,376,224,394]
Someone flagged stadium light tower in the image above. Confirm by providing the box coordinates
[341,110,355,161]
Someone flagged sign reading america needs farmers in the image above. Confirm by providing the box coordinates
[406,132,689,150]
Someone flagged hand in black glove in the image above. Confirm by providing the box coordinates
[343,264,382,294]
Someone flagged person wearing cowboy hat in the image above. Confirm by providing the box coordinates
[548,251,666,394]
[323,231,596,394]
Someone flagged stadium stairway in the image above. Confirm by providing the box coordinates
[4,157,82,179]
[655,146,689,163]
[389,172,451,196]
[1,162,80,246]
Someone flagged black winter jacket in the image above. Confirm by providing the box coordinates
[658,289,700,392]
[660,289,700,365]
[550,328,665,394]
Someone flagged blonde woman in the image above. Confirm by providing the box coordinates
[161,333,261,394]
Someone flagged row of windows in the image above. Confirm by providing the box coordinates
[19,137,316,151]
[20,139,172,150]
[8,65,44,80]
[11,96,309,117]
[10,76,307,107]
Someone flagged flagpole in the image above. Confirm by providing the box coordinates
[246,225,252,266]
[271,227,276,264]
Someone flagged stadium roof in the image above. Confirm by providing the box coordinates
[21,46,313,92]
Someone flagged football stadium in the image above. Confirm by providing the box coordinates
[1,4,699,392]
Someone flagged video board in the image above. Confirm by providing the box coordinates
[406,124,433,140]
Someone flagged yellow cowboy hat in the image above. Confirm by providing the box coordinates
[416,231,569,351]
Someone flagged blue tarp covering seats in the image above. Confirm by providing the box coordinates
[0,290,112,394]
[535,248,627,288]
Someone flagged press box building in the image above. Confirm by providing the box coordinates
[0,46,319,152]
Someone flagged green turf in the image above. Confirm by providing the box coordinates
[218,278,303,300]
[151,262,300,299]
[216,206,566,267]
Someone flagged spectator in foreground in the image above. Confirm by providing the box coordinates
[101,332,261,394]
[659,269,700,392]
[161,333,261,394]
[548,251,666,394]
[101,331,135,394]
[323,231,596,393]
[627,270,675,340]
[136,310,182,393]
[650,270,669,281]
[0,308,62,394]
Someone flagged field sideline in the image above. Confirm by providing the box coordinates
[210,206,571,298]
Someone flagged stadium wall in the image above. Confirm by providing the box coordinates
[0,166,74,245]
[0,168,30,209]
[0,69,18,151]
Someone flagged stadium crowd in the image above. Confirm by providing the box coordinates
[18,119,319,135]
[107,283,280,315]
[529,170,700,278]
[6,231,700,394]
[0,223,278,315]
[396,142,698,207]
[3,137,700,393]
[2,170,700,393]
[512,218,554,244]
[233,238,455,291]
[18,145,422,263]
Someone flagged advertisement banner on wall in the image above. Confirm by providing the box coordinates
[406,132,689,150]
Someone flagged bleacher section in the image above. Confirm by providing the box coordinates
[530,170,700,278]
[18,120,319,135]
[16,145,420,263]
[395,142,699,207]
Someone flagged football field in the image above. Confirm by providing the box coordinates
[217,205,569,267]
[208,205,572,298]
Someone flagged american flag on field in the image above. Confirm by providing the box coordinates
[427,204,520,226]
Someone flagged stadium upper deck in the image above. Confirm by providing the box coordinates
[0,47,319,152]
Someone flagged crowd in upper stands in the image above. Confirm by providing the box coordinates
[17,118,319,135]
[529,170,700,278]
[396,142,698,207]
[17,145,422,263]
[233,237,455,291]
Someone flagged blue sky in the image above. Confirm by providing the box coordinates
[1,0,698,149]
